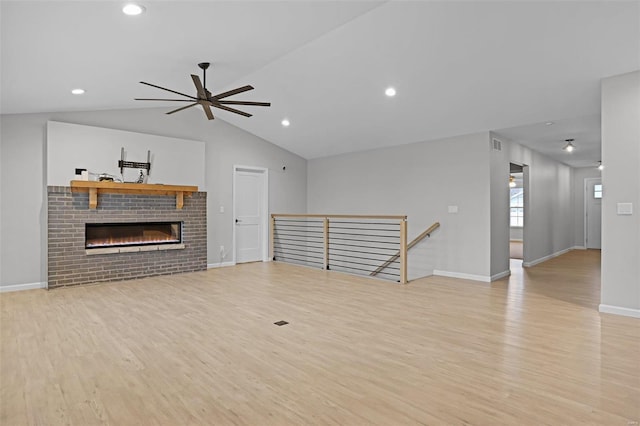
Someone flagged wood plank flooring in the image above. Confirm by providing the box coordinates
[1,249,639,425]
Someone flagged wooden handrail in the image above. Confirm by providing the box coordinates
[272,213,407,220]
[407,221,440,250]
[370,221,440,277]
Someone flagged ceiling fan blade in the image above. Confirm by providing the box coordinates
[166,103,198,115]
[140,81,197,100]
[213,85,254,100]
[216,100,271,107]
[135,98,195,102]
[191,74,207,99]
[212,103,252,117]
[202,104,215,120]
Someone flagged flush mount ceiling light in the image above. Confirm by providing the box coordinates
[545,121,554,126]
[281,119,290,127]
[509,175,516,188]
[122,3,145,16]
[71,88,85,95]
[598,161,604,171]
[563,138,576,153]
[385,87,396,97]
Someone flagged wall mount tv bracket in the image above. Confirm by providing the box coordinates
[118,147,151,176]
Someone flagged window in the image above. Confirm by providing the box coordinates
[594,184,602,199]
[510,188,524,227]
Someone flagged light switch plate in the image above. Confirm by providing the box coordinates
[219,206,224,214]
[448,205,458,214]
[617,202,633,215]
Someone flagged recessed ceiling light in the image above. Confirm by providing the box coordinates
[122,3,145,16]
[71,88,85,95]
[545,121,554,126]
[281,119,290,127]
[385,87,396,97]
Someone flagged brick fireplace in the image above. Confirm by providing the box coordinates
[47,186,207,288]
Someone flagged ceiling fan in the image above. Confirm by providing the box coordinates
[135,62,270,120]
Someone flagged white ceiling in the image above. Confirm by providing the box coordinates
[2,1,639,164]
[494,115,603,168]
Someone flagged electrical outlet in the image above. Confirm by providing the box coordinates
[220,245,226,260]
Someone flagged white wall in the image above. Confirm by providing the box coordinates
[0,107,307,288]
[600,70,640,317]
[308,132,492,281]
[572,166,602,248]
[510,227,523,241]
[47,121,205,187]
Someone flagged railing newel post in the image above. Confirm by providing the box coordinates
[323,217,329,270]
[270,214,275,261]
[400,218,408,284]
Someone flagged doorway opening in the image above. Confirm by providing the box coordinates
[509,163,525,261]
[584,177,602,249]
[232,166,269,264]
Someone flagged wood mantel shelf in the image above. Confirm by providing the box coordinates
[70,181,198,210]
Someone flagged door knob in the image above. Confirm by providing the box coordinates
[235,219,240,223]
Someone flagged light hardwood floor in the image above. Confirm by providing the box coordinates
[1,250,638,425]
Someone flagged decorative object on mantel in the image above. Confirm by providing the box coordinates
[98,173,115,182]
[134,62,271,120]
[70,181,198,210]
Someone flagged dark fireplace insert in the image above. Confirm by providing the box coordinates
[85,222,182,249]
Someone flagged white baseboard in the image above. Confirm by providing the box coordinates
[571,245,586,250]
[523,248,571,267]
[433,270,491,282]
[207,261,236,269]
[0,282,47,293]
[599,304,640,318]
[408,270,434,281]
[491,270,511,281]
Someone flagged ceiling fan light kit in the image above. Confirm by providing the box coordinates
[563,138,576,153]
[135,62,271,120]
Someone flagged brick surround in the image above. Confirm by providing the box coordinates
[47,186,207,288]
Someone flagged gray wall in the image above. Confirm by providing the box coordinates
[572,166,602,248]
[308,132,492,280]
[0,107,307,288]
[600,70,640,315]
[489,135,510,277]
[490,133,574,268]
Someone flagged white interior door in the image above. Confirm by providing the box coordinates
[585,178,602,249]
[233,167,268,263]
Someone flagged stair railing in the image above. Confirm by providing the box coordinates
[271,214,408,283]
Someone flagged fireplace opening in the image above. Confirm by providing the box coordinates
[86,222,182,249]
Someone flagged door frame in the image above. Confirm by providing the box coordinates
[584,177,602,249]
[232,165,269,264]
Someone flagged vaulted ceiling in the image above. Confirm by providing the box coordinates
[2,1,638,166]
